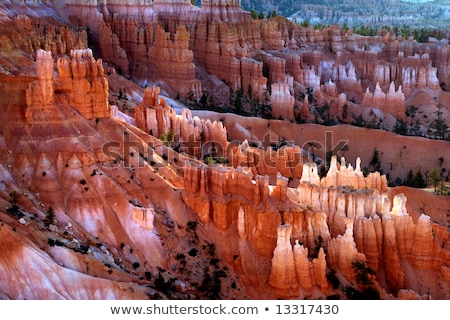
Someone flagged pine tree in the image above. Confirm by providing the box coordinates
[45,207,55,226]
[405,169,414,187]
[428,168,441,193]
[414,170,426,188]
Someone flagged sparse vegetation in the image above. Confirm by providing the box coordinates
[344,260,380,300]
[6,191,20,215]
[45,207,55,227]
[428,167,442,193]
[404,169,427,189]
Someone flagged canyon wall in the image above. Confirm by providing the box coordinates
[24,49,111,124]
[1,1,449,301]
[182,154,449,299]
[10,0,450,125]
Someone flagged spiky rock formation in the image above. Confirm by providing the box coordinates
[57,49,111,119]
[181,147,449,298]
[362,82,406,120]
[25,49,110,123]
[135,86,176,138]
[135,86,228,158]
[1,1,450,301]
[148,25,201,98]
[269,224,299,297]
[270,83,295,121]
[25,49,55,123]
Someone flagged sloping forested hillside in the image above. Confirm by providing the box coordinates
[240,0,450,28]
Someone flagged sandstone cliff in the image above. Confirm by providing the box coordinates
[0,0,449,301]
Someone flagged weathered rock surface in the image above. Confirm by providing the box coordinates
[0,0,449,301]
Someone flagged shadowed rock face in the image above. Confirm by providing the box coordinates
[0,1,449,300]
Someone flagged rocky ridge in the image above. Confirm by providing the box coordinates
[0,0,449,300]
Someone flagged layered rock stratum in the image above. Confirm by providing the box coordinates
[0,0,449,300]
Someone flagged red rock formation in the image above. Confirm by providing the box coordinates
[99,20,131,76]
[293,242,313,293]
[261,20,286,51]
[25,49,55,124]
[240,57,268,101]
[199,0,250,24]
[323,79,339,97]
[269,224,299,297]
[228,141,303,180]
[57,49,111,119]
[327,218,366,281]
[410,214,444,269]
[135,86,228,158]
[382,213,405,292]
[200,21,247,92]
[300,96,311,122]
[2,0,450,301]
[436,45,450,91]
[283,52,303,84]
[312,248,328,293]
[148,25,201,98]
[271,172,289,202]
[362,82,405,120]
[135,86,175,138]
[329,25,344,53]
[270,83,295,121]
[263,54,287,86]
[331,62,363,96]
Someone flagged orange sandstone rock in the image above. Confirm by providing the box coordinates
[269,224,299,297]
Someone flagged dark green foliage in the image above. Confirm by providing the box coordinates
[301,19,310,27]
[352,261,375,286]
[186,221,198,232]
[45,207,55,226]
[48,238,64,247]
[326,269,340,289]
[405,169,427,188]
[8,191,19,205]
[206,242,215,256]
[154,272,170,292]
[234,88,244,112]
[76,243,90,254]
[344,286,380,300]
[198,268,222,299]
[428,167,442,192]
[343,260,380,299]
[394,118,407,135]
[309,235,324,259]
[267,10,277,18]
[176,253,186,260]
[199,93,208,107]
[369,149,381,172]
[188,248,198,257]
[353,25,379,36]
[159,128,175,147]
[414,170,426,188]
[6,191,21,215]
[351,115,365,127]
